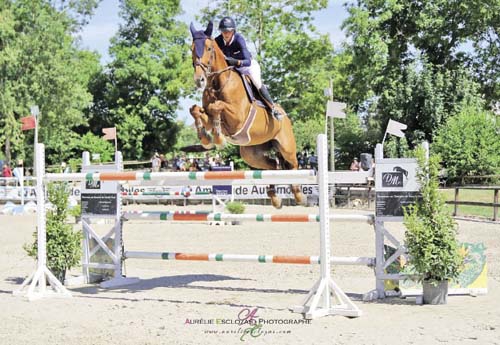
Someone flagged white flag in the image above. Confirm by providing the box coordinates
[102,127,117,140]
[386,119,407,138]
[326,101,346,118]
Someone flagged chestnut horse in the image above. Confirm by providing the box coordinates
[189,22,304,208]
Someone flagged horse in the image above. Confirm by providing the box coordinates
[188,22,304,209]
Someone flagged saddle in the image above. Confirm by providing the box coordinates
[236,69,272,110]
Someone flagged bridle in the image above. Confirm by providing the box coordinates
[193,38,234,93]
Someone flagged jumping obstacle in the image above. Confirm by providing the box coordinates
[17,134,367,319]
[122,210,211,220]
[46,169,316,186]
[122,211,374,223]
[121,191,211,197]
[125,251,375,266]
[22,131,485,311]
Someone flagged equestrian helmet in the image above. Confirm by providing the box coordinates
[219,17,236,32]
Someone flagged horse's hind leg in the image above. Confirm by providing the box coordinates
[273,118,306,205]
[240,145,283,209]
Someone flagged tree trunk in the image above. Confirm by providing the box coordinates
[5,136,11,163]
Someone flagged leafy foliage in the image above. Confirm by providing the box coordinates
[404,147,462,283]
[342,0,495,145]
[72,132,115,163]
[432,107,500,184]
[172,121,197,153]
[225,201,246,214]
[24,183,81,280]
[87,0,194,160]
[0,0,100,165]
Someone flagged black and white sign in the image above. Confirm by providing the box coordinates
[375,158,420,219]
[376,191,421,217]
[81,193,117,216]
[81,163,119,217]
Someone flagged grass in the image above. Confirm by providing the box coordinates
[440,188,499,220]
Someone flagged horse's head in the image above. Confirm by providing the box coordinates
[190,21,216,90]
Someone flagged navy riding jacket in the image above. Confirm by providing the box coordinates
[215,32,252,67]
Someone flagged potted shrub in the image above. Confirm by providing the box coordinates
[403,147,463,304]
[69,204,81,224]
[225,201,246,225]
[24,182,81,283]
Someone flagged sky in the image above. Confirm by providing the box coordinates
[79,0,350,123]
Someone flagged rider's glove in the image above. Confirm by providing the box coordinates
[225,57,240,66]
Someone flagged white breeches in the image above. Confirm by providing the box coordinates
[239,59,262,89]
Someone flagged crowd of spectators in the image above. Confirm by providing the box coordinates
[151,152,227,172]
[297,150,318,170]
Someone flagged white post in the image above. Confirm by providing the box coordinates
[113,151,124,279]
[13,143,71,300]
[19,167,25,206]
[36,144,46,290]
[292,134,362,319]
[329,79,335,171]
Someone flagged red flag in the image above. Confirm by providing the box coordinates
[102,127,117,140]
[20,116,36,131]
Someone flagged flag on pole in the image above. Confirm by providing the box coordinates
[326,101,347,118]
[386,119,407,138]
[102,127,117,140]
[20,116,36,131]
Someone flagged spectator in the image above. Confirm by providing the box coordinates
[159,154,167,170]
[350,158,360,171]
[2,163,13,177]
[308,152,318,170]
[177,155,187,171]
[151,153,161,172]
[297,152,305,169]
[188,158,201,172]
[60,162,70,173]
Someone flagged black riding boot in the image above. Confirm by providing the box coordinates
[259,86,283,121]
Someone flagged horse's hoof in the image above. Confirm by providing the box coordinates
[271,196,282,209]
[294,193,306,206]
[214,138,226,149]
[201,142,215,149]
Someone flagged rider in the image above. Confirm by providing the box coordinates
[214,16,283,121]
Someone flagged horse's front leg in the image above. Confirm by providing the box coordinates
[190,105,214,149]
[207,100,228,149]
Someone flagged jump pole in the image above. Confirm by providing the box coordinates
[122,211,374,223]
[292,134,362,318]
[125,251,375,266]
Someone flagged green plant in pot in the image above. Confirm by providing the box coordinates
[403,147,462,304]
[24,182,82,283]
[69,204,82,224]
[225,201,246,225]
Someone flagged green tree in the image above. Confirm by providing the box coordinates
[87,0,193,160]
[0,0,100,165]
[293,118,325,155]
[333,112,371,169]
[72,132,115,163]
[342,0,496,145]
[432,107,500,184]
[172,121,197,153]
